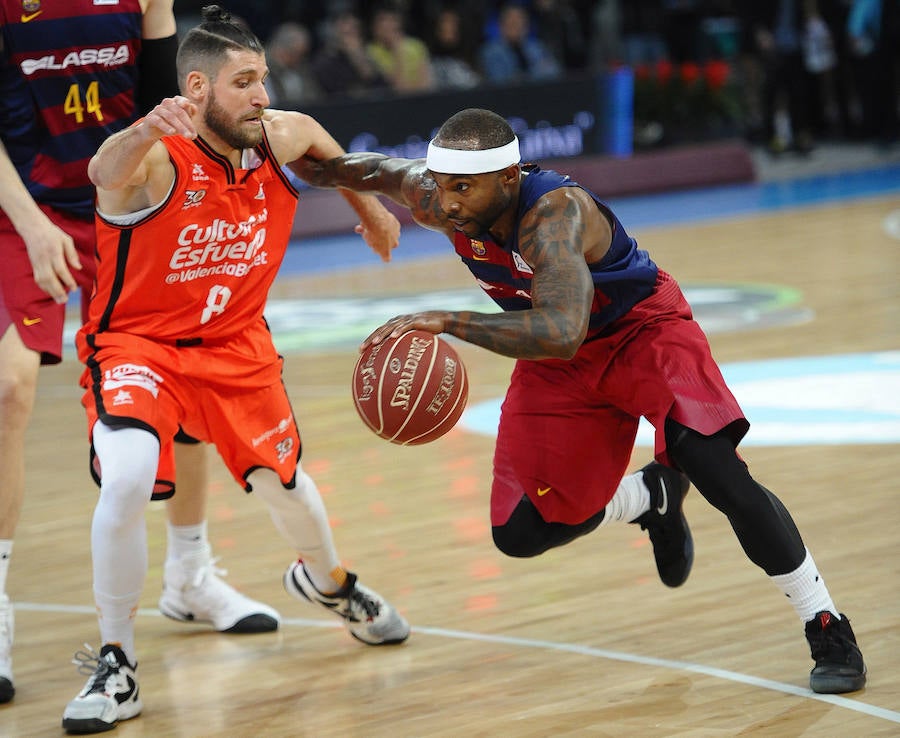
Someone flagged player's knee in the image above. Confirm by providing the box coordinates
[0,362,39,427]
[250,467,314,512]
[492,523,545,558]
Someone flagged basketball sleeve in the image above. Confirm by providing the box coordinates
[137,34,179,115]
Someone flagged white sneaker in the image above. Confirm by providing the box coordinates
[283,560,409,645]
[159,556,281,633]
[62,644,141,734]
[0,595,13,703]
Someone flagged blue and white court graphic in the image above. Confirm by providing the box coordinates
[460,351,900,447]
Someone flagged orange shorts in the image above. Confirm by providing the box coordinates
[78,322,300,499]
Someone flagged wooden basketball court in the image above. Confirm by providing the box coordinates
[3,187,899,736]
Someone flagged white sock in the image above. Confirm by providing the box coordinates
[770,548,839,623]
[597,471,651,527]
[0,540,12,595]
[93,589,139,665]
[249,466,343,594]
[166,521,210,571]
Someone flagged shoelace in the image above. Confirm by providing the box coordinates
[71,644,113,693]
[350,588,381,620]
[190,557,228,589]
[812,625,853,659]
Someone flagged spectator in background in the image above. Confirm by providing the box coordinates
[662,0,707,63]
[367,4,435,93]
[590,0,670,68]
[846,0,900,145]
[531,0,590,71]
[265,22,322,107]
[427,5,482,89]
[743,0,818,154]
[622,0,670,66]
[312,10,390,99]
[479,3,563,83]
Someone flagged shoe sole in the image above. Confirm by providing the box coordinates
[62,699,142,734]
[0,676,13,704]
[349,630,410,646]
[661,506,694,588]
[810,670,867,694]
[158,603,279,634]
[668,469,693,588]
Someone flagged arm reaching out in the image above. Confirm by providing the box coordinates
[88,95,197,214]
[293,153,453,237]
[267,111,401,261]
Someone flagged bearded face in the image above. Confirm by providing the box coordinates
[204,85,265,151]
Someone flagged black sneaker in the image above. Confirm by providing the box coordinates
[805,611,867,694]
[631,462,693,588]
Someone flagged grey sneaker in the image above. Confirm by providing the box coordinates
[283,560,409,645]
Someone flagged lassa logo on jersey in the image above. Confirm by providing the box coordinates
[20,45,131,75]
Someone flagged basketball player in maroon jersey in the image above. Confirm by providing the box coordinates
[294,107,867,696]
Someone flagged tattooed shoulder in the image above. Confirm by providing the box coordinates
[518,190,587,264]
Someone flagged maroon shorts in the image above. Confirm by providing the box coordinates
[490,270,748,526]
[0,204,96,365]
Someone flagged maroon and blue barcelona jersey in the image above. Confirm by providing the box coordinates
[0,0,142,218]
[452,165,659,337]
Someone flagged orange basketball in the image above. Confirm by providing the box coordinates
[351,330,469,445]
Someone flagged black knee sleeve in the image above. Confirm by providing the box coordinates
[492,494,605,558]
[665,419,805,575]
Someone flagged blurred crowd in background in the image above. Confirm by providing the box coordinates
[172,0,900,154]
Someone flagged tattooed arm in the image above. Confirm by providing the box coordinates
[293,153,455,237]
[364,187,608,361]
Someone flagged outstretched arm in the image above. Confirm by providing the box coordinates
[88,95,197,214]
[293,153,452,235]
[269,111,400,261]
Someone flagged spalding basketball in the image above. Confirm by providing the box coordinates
[352,330,469,445]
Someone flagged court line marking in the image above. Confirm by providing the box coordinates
[16,601,899,725]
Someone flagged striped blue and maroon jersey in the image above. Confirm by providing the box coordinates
[452,165,659,338]
[0,0,143,217]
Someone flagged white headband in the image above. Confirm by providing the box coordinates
[425,137,520,174]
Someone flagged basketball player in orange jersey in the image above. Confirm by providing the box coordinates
[60,6,407,733]
[0,0,279,707]
[294,107,867,697]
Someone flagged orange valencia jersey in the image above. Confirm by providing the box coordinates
[81,130,299,344]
